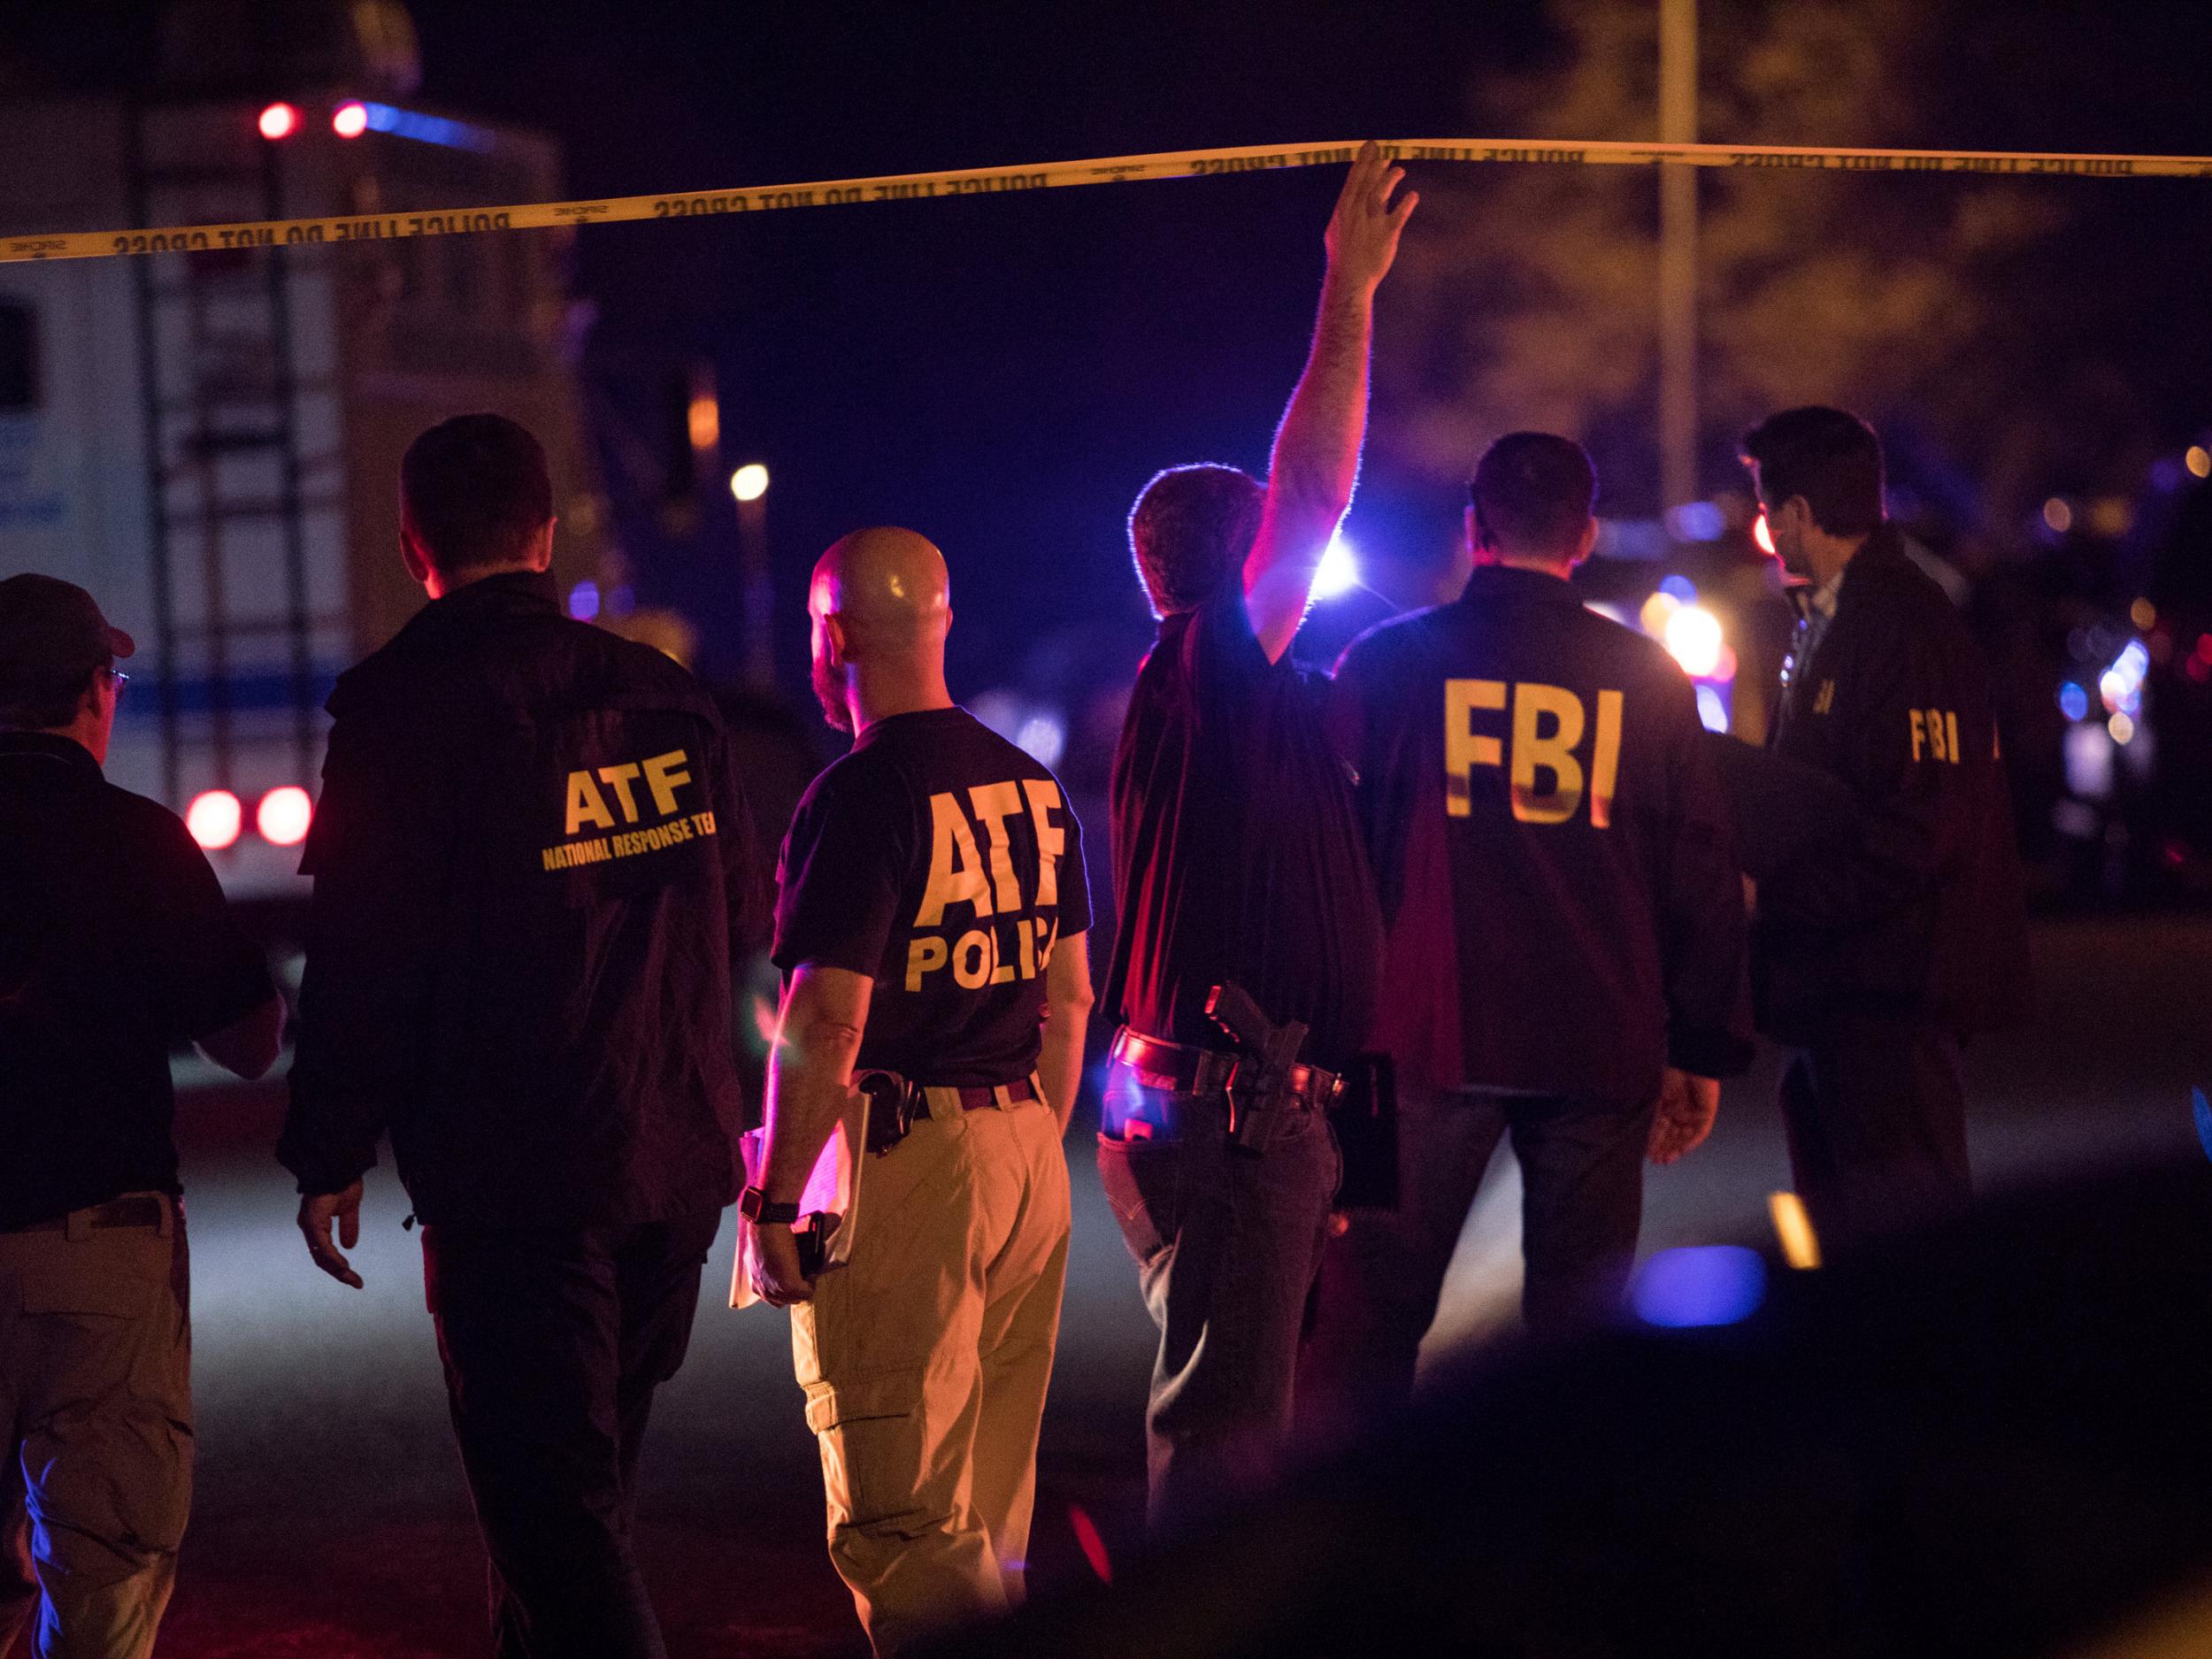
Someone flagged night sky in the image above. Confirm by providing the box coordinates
[428,0,1550,703]
[8,0,2212,717]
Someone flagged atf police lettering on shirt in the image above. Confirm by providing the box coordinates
[905,779,1069,991]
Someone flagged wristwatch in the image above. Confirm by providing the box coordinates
[739,1186,802,1226]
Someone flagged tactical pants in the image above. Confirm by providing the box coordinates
[1779,1019,1970,1251]
[0,1198,191,1659]
[1095,1073,1339,1536]
[792,1094,1070,1659]
[421,1210,720,1659]
[1301,1084,1653,1440]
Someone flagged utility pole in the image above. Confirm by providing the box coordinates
[1658,0,1699,516]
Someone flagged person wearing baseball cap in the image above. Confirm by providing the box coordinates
[0,573,283,1658]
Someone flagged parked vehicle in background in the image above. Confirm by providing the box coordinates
[0,0,606,896]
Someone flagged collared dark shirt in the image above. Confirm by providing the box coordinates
[1332,565,1752,1105]
[774,706,1092,1087]
[280,572,763,1227]
[1105,586,1381,1072]
[1,732,274,1228]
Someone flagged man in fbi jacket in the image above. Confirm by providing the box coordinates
[1720,405,2029,1250]
[1302,432,1751,1428]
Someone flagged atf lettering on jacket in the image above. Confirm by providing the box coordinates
[904,779,1068,992]
[1444,680,1625,826]
[541,749,718,871]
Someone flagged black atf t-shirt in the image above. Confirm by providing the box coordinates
[773,707,1092,1087]
[1,733,274,1228]
[1105,586,1382,1072]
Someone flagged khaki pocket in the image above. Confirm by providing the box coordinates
[801,1369,932,1533]
[19,1261,162,1320]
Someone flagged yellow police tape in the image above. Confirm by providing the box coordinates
[8,135,2211,265]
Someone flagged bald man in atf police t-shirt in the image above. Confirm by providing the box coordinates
[747,527,1094,1658]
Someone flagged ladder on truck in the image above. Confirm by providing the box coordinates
[123,100,330,810]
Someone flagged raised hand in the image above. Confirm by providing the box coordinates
[1323,141,1418,294]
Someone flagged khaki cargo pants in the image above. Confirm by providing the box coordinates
[792,1089,1070,1658]
[0,1196,192,1659]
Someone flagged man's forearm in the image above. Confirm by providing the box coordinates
[759,1023,862,1204]
[1036,1007,1089,1135]
[1259,275,1375,551]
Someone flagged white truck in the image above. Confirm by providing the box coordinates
[0,80,605,895]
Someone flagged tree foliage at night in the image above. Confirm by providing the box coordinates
[1376,0,2103,524]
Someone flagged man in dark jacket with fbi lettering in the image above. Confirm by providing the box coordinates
[1302,432,1752,1432]
[1717,405,2029,1251]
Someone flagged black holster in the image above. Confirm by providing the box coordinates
[1207,981,1310,1156]
[858,1070,920,1156]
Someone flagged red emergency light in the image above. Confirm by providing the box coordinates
[187,789,243,850]
[257,102,300,142]
[257,786,314,847]
[332,101,369,140]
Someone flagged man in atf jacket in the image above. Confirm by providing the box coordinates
[280,415,760,1659]
[1302,433,1749,1432]
[1722,405,2028,1250]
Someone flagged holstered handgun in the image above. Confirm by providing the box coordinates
[858,1070,920,1156]
[1205,980,1309,1156]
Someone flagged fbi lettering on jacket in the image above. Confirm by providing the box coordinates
[1445,679,1624,827]
[903,780,1068,991]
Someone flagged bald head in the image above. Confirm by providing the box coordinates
[808,526,956,732]
[811,527,951,650]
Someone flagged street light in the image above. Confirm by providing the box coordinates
[731,464,773,687]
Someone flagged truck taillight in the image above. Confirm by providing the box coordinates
[187,790,242,849]
[257,787,313,847]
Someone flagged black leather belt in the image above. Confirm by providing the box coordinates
[3,1194,167,1235]
[1110,1028,1340,1109]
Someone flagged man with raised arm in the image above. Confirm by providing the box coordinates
[749,527,1094,1657]
[1098,142,1414,1532]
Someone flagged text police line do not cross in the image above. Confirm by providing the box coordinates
[9,137,2212,265]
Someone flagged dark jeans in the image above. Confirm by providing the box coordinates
[1301,1083,1653,1441]
[1095,1068,1339,1535]
[422,1210,721,1659]
[1779,1019,1970,1251]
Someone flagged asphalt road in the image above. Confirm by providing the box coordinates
[11,915,2206,1658]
